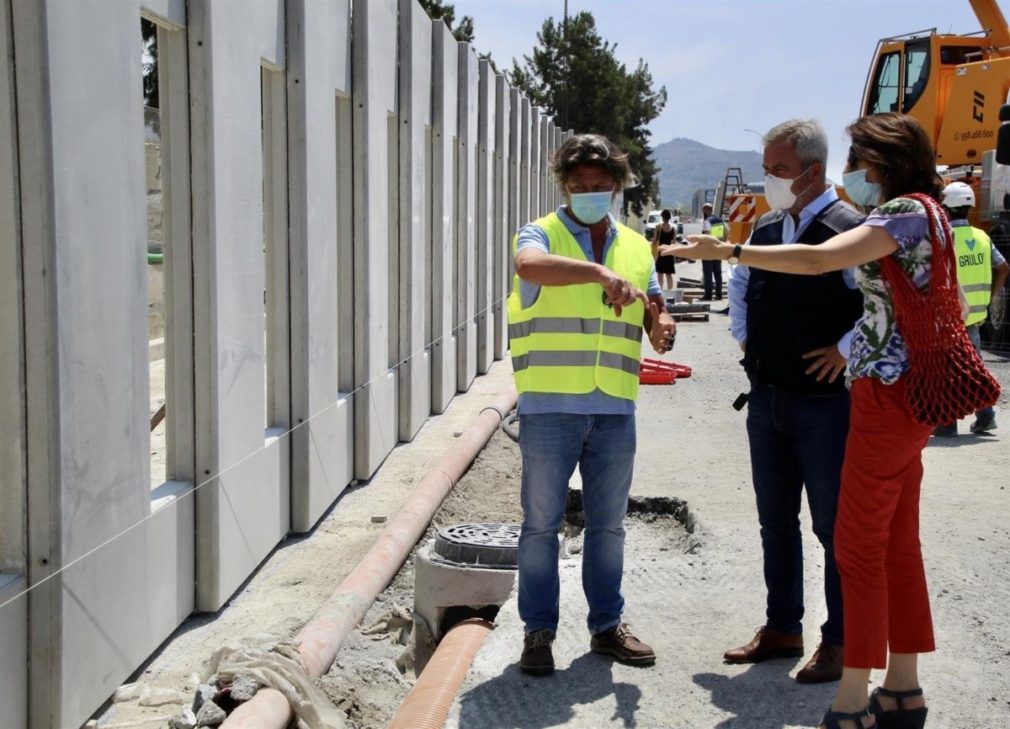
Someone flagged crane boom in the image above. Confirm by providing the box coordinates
[969,0,1010,54]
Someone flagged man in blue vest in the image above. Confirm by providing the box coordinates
[507,134,676,676]
[700,201,727,300]
[933,181,1009,436]
[723,119,865,684]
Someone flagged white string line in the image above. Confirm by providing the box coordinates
[0,291,515,611]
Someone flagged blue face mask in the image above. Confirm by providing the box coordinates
[568,191,613,225]
[843,168,882,207]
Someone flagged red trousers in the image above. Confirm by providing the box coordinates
[835,377,936,669]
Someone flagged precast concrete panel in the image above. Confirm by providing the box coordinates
[553,126,563,210]
[518,97,531,230]
[396,0,432,441]
[11,2,195,724]
[529,106,541,220]
[454,43,478,393]
[141,0,185,27]
[540,117,551,214]
[0,576,26,728]
[188,0,290,611]
[286,0,354,531]
[351,0,399,479]
[474,59,495,374]
[507,88,524,283]
[429,22,457,413]
[491,75,510,360]
[0,3,26,725]
[0,0,24,576]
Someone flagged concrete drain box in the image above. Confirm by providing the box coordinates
[413,523,518,673]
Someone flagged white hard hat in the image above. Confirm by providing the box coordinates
[702,201,713,208]
[942,181,975,208]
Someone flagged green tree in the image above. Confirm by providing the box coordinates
[418,0,474,43]
[509,12,666,216]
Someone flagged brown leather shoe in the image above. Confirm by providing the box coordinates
[519,629,555,675]
[795,642,843,684]
[723,626,804,663]
[590,623,656,666]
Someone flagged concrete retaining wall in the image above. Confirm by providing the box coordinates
[0,0,564,726]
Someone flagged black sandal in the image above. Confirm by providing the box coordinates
[820,706,876,729]
[869,687,928,729]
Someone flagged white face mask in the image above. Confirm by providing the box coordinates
[764,167,812,211]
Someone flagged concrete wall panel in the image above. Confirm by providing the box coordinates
[529,106,541,221]
[429,22,458,412]
[396,0,432,440]
[491,75,510,360]
[540,117,552,214]
[188,0,290,611]
[0,0,24,575]
[0,577,27,728]
[455,43,478,392]
[286,0,354,531]
[351,0,398,479]
[10,2,196,724]
[474,59,495,375]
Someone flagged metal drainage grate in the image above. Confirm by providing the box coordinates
[433,523,520,569]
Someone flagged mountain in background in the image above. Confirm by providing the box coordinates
[651,137,764,211]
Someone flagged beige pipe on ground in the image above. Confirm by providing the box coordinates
[220,386,518,729]
[386,618,495,729]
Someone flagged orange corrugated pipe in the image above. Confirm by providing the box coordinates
[387,618,495,729]
[220,386,517,729]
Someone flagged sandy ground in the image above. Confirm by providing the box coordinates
[98,260,1010,728]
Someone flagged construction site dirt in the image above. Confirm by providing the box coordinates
[96,262,1010,729]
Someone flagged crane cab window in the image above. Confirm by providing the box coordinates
[940,45,984,65]
[868,51,901,114]
[902,40,931,113]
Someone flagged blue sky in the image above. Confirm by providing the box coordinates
[452,0,999,181]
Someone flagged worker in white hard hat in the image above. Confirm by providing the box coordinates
[935,181,1009,435]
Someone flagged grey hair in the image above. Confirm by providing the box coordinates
[762,119,828,167]
[552,134,633,190]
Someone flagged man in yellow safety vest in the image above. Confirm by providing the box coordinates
[507,133,676,676]
[934,181,1010,435]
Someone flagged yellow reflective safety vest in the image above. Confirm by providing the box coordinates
[707,217,727,240]
[507,213,653,401]
[952,222,993,327]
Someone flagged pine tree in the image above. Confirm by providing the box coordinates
[417,0,474,43]
[509,12,666,216]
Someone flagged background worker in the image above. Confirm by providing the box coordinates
[701,201,727,300]
[934,181,1009,436]
[722,119,865,685]
[508,133,676,677]
[655,209,678,292]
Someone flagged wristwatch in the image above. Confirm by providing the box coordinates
[727,244,742,264]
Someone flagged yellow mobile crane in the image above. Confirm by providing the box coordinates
[863,0,1010,345]
[861,0,1010,173]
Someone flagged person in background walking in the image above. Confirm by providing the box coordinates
[701,201,727,300]
[680,112,950,729]
[933,181,1008,436]
[507,133,676,677]
[722,119,864,686]
[655,209,678,292]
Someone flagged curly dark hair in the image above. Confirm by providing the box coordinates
[551,134,633,191]
[846,113,942,202]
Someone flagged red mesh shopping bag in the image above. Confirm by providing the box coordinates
[878,193,1001,426]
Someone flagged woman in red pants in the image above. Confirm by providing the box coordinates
[679,112,950,729]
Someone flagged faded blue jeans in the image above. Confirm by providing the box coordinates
[517,413,636,636]
[968,324,996,420]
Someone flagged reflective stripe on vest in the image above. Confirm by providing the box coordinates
[507,213,653,400]
[953,223,993,326]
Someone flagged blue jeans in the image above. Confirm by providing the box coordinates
[968,324,995,420]
[746,384,848,645]
[517,413,636,635]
